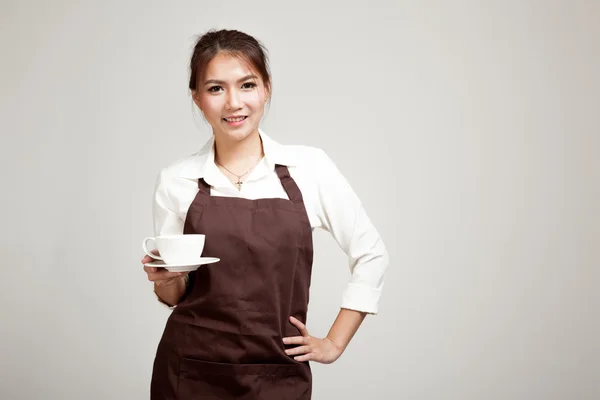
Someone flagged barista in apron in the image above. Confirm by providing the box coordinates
[143,29,387,399]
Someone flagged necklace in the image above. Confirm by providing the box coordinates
[216,155,263,191]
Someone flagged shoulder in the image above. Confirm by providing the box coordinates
[152,152,207,207]
[262,129,336,172]
[156,134,213,183]
[156,151,208,183]
[280,143,348,196]
[281,144,334,171]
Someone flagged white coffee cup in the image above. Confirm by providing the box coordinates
[142,234,205,265]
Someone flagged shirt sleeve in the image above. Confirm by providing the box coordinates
[312,149,389,314]
[153,169,184,236]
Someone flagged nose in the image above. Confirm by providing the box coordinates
[226,89,242,110]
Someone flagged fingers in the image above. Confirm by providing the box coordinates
[154,273,187,287]
[141,255,155,264]
[144,265,157,273]
[144,267,187,282]
[141,249,162,274]
[141,249,160,264]
[282,320,342,364]
[285,318,313,361]
[282,336,306,345]
[289,316,309,336]
[143,266,158,274]
[293,353,312,362]
[284,345,311,356]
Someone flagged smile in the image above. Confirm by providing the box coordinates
[223,116,248,122]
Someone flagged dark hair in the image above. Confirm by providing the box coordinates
[188,29,271,95]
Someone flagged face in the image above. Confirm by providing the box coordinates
[192,53,269,143]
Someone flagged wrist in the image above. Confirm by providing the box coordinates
[325,336,345,352]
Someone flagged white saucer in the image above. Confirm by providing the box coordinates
[144,257,220,272]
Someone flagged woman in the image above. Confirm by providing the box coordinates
[142,29,389,399]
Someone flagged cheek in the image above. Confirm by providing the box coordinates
[241,92,265,111]
[200,97,223,117]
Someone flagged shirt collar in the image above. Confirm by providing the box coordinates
[178,129,296,180]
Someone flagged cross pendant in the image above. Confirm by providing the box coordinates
[235,180,243,191]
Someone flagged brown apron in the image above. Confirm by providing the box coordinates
[150,165,314,399]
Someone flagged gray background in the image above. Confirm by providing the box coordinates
[1,0,599,399]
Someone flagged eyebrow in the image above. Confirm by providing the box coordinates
[204,75,258,86]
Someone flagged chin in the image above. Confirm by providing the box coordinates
[216,124,258,142]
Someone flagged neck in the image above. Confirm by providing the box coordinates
[213,130,264,173]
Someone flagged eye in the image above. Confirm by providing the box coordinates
[208,85,223,93]
[241,82,257,89]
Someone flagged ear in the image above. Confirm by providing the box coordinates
[191,90,203,111]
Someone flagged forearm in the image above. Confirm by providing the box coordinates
[154,276,187,307]
[326,308,367,351]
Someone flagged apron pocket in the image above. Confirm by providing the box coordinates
[177,357,311,400]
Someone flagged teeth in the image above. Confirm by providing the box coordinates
[225,116,246,122]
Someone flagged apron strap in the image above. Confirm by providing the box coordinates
[275,165,304,203]
[197,178,211,195]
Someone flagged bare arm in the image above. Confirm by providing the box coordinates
[325,308,367,352]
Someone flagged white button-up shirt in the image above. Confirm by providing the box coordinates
[152,130,389,314]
